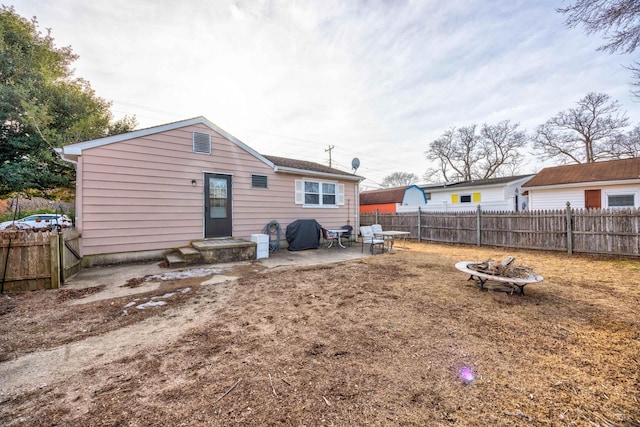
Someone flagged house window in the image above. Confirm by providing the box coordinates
[607,194,635,208]
[452,192,480,204]
[193,132,211,154]
[251,174,268,188]
[295,179,344,207]
[322,183,336,205]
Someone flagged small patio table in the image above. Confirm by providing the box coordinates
[327,229,349,249]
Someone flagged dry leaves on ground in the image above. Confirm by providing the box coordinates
[0,242,639,426]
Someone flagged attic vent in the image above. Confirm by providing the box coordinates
[193,132,211,154]
[252,174,268,188]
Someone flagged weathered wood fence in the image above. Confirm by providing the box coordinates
[0,228,81,292]
[361,204,640,257]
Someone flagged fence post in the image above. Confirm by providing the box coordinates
[375,208,379,224]
[50,234,60,289]
[476,205,481,247]
[566,202,573,254]
[58,231,65,284]
[417,206,422,242]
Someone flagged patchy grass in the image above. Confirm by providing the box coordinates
[1,242,639,426]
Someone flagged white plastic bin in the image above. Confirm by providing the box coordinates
[251,233,269,259]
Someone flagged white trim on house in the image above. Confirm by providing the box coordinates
[273,165,361,182]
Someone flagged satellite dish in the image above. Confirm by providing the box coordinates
[351,157,360,173]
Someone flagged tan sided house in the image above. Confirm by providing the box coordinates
[58,117,363,265]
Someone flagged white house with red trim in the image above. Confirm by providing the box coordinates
[58,117,363,264]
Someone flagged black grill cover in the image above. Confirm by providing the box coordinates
[286,219,322,251]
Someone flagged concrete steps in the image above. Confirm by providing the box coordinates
[179,246,201,260]
[165,253,188,268]
[164,239,257,268]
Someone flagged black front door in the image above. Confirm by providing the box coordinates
[204,173,232,238]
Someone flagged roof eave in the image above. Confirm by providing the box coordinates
[422,176,533,192]
[524,178,640,190]
[273,166,364,182]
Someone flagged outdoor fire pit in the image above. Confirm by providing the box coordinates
[455,257,543,295]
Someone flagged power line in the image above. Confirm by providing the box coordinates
[325,145,335,168]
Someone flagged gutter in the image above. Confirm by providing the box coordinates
[54,147,78,166]
[523,178,640,191]
[273,166,364,182]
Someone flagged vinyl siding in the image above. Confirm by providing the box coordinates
[78,123,358,256]
[426,186,514,212]
[528,183,640,210]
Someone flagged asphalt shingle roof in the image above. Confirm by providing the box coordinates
[263,155,357,177]
[523,158,640,187]
[359,187,408,205]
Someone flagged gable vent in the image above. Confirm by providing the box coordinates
[251,174,268,188]
[193,132,211,154]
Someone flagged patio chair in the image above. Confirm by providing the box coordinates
[339,225,353,247]
[321,227,339,248]
[360,225,384,254]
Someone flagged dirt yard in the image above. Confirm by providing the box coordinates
[1,242,639,426]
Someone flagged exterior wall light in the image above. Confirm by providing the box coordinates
[191,179,197,186]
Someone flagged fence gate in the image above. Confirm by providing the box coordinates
[0,229,82,293]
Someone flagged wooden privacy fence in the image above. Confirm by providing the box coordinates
[0,228,81,292]
[361,204,640,257]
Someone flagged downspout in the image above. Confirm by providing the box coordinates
[56,148,79,228]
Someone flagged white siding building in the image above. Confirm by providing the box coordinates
[417,175,534,212]
[523,158,640,210]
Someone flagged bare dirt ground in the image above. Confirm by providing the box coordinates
[1,242,639,426]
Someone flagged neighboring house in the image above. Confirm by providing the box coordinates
[420,175,534,212]
[359,185,427,213]
[58,116,363,263]
[522,158,640,210]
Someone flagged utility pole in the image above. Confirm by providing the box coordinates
[325,145,334,168]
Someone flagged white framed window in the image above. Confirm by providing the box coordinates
[460,194,472,203]
[295,179,344,207]
[606,193,635,208]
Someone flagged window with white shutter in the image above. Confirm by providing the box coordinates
[294,179,344,207]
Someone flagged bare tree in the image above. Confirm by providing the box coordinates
[559,0,640,95]
[559,0,640,54]
[533,92,629,163]
[380,172,419,188]
[608,124,640,158]
[479,121,527,178]
[424,121,526,183]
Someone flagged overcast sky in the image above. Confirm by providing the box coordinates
[13,0,640,189]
